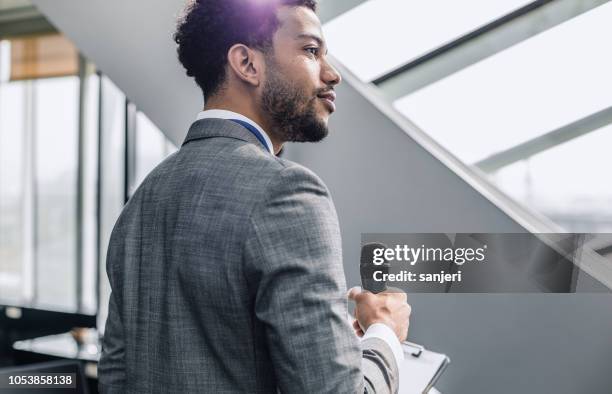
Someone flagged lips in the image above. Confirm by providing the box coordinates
[317,91,337,113]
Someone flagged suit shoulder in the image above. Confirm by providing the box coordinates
[273,156,327,186]
[261,158,331,201]
[228,144,327,190]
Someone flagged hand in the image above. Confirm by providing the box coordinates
[352,318,365,338]
[348,287,411,342]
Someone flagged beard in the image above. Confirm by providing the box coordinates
[260,61,329,143]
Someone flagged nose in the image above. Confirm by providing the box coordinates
[321,57,342,87]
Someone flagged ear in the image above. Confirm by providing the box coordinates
[227,44,263,88]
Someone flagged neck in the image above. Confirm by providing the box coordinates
[204,96,283,155]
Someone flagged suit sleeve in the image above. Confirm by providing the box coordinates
[243,164,399,393]
[98,240,127,393]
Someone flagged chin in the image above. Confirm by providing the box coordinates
[317,112,331,125]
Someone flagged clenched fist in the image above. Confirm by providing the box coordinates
[348,287,411,342]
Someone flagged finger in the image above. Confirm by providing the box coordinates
[385,286,405,294]
[382,288,408,303]
[352,320,365,337]
[354,320,365,335]
[347,286,362,300]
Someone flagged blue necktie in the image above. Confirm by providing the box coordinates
[229,119,271,154]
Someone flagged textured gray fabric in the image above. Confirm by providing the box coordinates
[98,118,399,393]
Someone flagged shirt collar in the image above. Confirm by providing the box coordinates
[196,109,274,155]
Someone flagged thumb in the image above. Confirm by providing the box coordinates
[347,286,362,301]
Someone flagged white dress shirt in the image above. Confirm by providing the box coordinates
[195,110,405,370]
[196,109,274,155]
[362,323,405,370]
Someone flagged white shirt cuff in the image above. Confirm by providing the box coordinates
[361,323,404,370]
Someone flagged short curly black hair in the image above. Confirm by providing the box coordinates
[174,0,318,99]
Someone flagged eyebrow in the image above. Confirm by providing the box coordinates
[297,33,328,54]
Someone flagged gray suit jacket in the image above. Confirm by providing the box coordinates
[99,118,399,393]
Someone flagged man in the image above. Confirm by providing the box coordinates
[98,0,410,392]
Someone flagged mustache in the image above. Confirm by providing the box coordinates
[315,86,335,96]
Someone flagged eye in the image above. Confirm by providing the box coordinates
[305,47,319,56]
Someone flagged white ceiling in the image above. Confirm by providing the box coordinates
[31,0,202,146]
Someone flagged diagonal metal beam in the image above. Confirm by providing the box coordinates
[475,106,612,173]
[376,0,610,101]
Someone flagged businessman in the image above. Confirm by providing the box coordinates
[99,0,410,392]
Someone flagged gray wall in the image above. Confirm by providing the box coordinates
[408,294,611,393]
[33,1,612,393]
[284,78,530,286]
[284,74,612,393]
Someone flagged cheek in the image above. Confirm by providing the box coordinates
[288,57,321,87]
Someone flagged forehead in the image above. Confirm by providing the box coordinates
[275,6,323,42]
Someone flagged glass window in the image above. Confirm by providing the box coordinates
[0,40,10,82]
[97,76,126,332]
[1,35,97,312]
[1,31,173,316]
[324,0,533,81]
[0,80,28,303]
[133,111,167,192]
[394,2,612,164]
[81,71,100,314]
[34,76,79,311]
[491,124,612,232]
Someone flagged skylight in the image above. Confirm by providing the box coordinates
[323,0,534,82]
[394,1,612,164]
